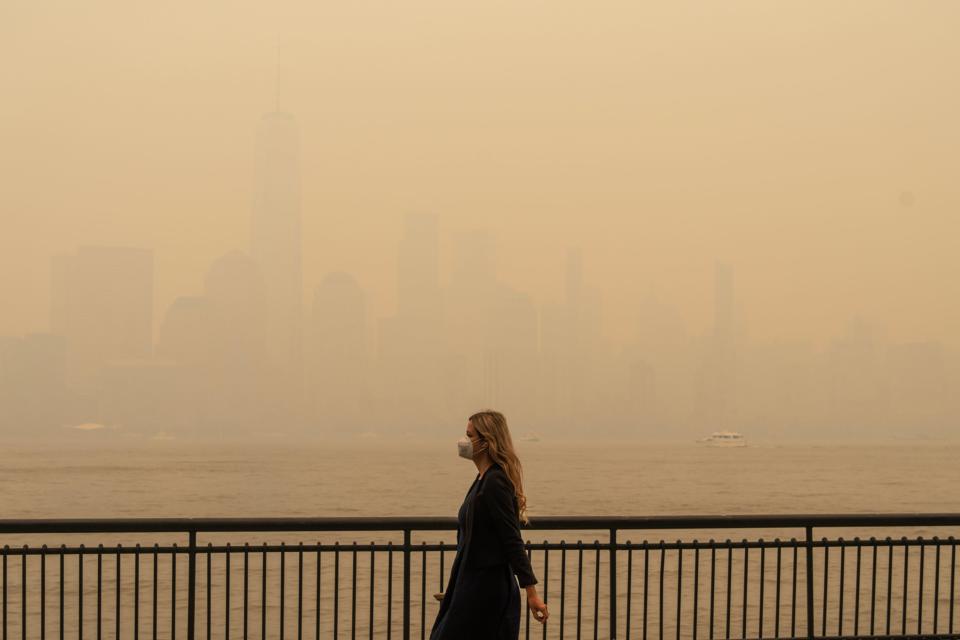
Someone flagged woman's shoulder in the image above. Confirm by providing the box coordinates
[479,463,512,492]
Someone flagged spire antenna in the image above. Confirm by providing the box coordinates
[275,37,281,112]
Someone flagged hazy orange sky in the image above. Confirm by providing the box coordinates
[3,1,958,347]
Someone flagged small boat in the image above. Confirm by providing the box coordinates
[696,430,746,447]
[63,422,118,432]
[518,432,541,443]
[68,422,108,431]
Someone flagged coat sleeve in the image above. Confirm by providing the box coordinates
[479,472,538,588]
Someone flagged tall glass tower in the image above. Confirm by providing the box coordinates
[250,108,303,411]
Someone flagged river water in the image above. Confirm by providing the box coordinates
[1,437,958,638]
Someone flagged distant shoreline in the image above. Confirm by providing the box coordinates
[3,431,959,450]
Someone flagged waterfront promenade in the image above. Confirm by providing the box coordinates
[2,513,959,639]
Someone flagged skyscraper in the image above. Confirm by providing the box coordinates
[443,229,499,412]
[250,108,303,413]
[713,261,735,349]
[697,260,738,430]
[538,247,601,433]
[376,212,444,431]
[309,272,368,431]
[153,251,269,435]
[203,250,270,433]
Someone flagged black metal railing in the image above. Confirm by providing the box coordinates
[1,514,959,639]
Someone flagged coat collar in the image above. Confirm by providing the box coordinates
[477,460,502,480]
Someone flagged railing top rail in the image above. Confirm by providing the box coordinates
[1,513,959,534]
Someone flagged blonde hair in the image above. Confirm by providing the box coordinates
[469,409,530,525]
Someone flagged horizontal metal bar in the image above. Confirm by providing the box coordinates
[2,512,960,534]
[735,636,960,640]
[2,535,953,557]
[764,636,960,640]
[1,543,455,556]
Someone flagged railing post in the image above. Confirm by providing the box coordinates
[187,530,197,640]
[403,528,411,640]
[805,525,814,640]
[610,527,617,640]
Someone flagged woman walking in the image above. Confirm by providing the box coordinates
[429,410,549,640]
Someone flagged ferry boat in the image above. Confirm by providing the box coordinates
[696,430,746,447]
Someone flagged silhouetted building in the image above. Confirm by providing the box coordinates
[308,272,369,431]
[157,296,211,367]
[50,246,153,392]
[441,229,500,415]
[825,316,881,433]
[251,110,303,415]
[714,261,735,347]
[538,247,601,434]
[626,290,698,434]
[440,229,539,426]
[202,250,269,433]
[483,287,539,427]
[151,251,270,435]
[696,260,739,431]
[154,295,213,432]
[377,212,445,431]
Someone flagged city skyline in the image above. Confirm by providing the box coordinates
[4,4,959,353]
[3,2,959,441]
[1,215,957,440]
[2,93,959,440]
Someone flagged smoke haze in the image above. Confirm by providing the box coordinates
[2,1,959,440]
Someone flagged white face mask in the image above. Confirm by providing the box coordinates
[457,436,485,459]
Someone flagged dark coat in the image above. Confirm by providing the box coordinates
[456,462,538,587]
[430,462,538,640]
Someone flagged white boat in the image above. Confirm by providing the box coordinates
[696,430,746,447]
[518,432,541,443]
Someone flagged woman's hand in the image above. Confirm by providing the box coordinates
[527,594,549,623]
